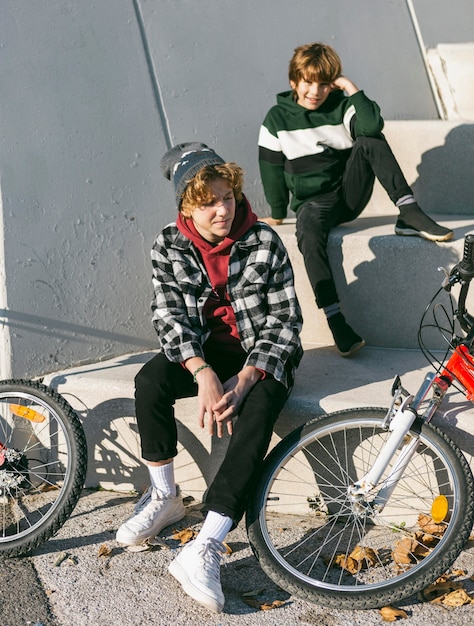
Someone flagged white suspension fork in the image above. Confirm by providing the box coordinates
[348,373,435,509]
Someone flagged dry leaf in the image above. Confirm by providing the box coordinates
[172,527,197,544]
[432,588,473,607]
[39,483,60,492]
[223,541,233,555]
[98,543,112,557]
[392,538,415,565]
[333,545,378,573]
[417,514,446,535]
[350,545,378,567]
[52,551,68,567]
[411,533,434,558]
[243,598,285,610]
[380,606,408,621]
[260,600,285,610]
[433,573,451,585]
[420,568,474,605]
[333,553,359,574]
[450,569,466,578]
[125,543,153,553]
[420,580,462,602]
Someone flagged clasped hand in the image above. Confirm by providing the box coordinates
[196,367,259,438]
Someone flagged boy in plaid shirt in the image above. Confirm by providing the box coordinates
[116,142,303,614]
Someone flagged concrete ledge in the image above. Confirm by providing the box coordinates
[364,120,474,216]
[279,216,474,347]
[43,347,474,504]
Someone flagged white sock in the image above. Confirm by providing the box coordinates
[395,194,415,207]
[147,462,176,497]
[194,510,233,546]
[323,303,340,319]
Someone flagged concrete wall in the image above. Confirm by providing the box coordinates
[0,1,473,377]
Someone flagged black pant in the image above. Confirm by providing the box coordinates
[295,134,412,308]
[134,352,289,524]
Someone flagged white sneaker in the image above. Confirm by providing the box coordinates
[168,538,227,613]
[116,486,185,546]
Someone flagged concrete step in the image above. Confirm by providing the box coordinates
[42,346,474,504]
[279,216,474,348]
[272,119,474,350]
[363,120,474,217]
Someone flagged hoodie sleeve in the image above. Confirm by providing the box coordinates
[258,111,290,219]
[347,90,384,138]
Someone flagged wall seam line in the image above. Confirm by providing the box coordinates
[133,0,172,149]
[405,0,445,120]
[0,182,12,379]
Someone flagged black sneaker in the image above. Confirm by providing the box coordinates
[327,312,365,357]
[395,203,453,242]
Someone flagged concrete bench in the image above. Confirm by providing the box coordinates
[44,346,474,504]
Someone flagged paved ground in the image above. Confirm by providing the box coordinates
[13,488,473,626]
[0,557,57,626]
[2,345,474,625]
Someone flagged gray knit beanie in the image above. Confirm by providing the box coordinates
[160,142,226,208]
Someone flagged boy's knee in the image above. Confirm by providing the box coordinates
[135,358,162,390]
[353,134,389,154]
[296,223,330,250]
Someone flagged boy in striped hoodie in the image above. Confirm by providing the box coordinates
[258,42,453,357]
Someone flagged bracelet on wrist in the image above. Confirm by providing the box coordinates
[192,363,212,383]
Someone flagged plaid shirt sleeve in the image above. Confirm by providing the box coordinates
[229,223,303,386]
[150,225,210,363]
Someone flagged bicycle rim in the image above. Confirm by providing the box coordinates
[0,380,87,556]
[247,408,474,609]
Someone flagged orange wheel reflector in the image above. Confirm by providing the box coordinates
[431,495,449,523]
[9,404,46,423]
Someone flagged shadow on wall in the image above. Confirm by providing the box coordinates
[0,309,154,348]
[411,123,474,215]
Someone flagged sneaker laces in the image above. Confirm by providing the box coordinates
[134,485,177,513]
[129,487,173,529]
[195,538,227,584]
[134,486,153,513]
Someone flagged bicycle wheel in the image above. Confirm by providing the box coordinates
[246,408,474,609]
[0,379,88,557]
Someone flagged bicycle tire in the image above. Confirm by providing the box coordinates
[0,379,87,557]
[246,407,474,609]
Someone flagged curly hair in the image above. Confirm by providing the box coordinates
[180,163,244,217]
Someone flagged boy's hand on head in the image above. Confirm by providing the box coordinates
[258,216,284,227]
[331,76,360,96]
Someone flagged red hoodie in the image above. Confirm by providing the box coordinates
[177,195,257,353]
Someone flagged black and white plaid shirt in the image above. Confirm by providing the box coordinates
[150,221,303,388]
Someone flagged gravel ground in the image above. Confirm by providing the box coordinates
[24,489,474,626]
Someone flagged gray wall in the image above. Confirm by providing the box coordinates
[0,0,472,377]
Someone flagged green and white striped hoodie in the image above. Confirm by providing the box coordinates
[258,89,384,218]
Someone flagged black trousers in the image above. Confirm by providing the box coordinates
[134,352,289,524]
[295,134,413,308]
